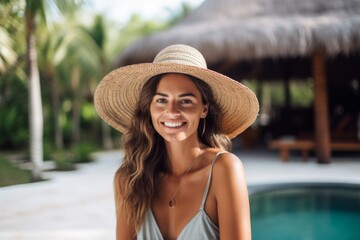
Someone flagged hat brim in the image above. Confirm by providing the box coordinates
[94,63,259,139]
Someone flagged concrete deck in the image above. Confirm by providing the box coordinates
[0,149,359,240]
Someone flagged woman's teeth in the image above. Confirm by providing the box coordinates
[163,122,184,128]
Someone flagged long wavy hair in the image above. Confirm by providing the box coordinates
[114,73,231,234]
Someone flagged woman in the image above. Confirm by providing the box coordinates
[94,44,259,239]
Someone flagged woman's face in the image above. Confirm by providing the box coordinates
[150,73,208,142]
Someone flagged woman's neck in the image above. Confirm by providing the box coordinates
[164,138,203,176]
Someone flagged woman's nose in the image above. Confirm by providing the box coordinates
[166,102,180,116]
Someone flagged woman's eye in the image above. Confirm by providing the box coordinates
[180,99,192,104]
[155,98,166,103]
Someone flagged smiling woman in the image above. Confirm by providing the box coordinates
[94,44,259,239]
[149,74,208,142]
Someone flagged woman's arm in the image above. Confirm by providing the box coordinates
[115,197,136,240]
[213,153,251,240]
[114,171,136,240]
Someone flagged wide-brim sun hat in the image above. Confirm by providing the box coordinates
[94,44,259,139]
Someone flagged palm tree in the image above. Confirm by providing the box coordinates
[25,0,84,180]
[56,27,100,145]
[89,15,114,149]
[37,23,66,149]
[37,21,97,149]
[0,27,17,73]
[25,0,44,180]
[0,0,21,75]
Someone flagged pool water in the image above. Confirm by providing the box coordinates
[250,184,360,240]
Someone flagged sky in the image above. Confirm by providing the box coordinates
[88,0,205,24]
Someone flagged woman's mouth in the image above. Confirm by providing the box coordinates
[162,122,186,128]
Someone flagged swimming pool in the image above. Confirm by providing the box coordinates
[249,182,360,240]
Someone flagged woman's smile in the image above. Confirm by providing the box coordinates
[162,121,187,128]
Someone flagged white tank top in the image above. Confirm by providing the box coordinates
[137,151,227,240]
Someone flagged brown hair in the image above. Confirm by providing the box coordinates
[114,73,231,234]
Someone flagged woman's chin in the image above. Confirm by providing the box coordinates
[162,132,188,142]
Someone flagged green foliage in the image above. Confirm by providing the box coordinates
[0,108,28,148]
[43,141,55,160]
[290,78,314,107]
[0,0,28,149]
[89,14,106,49]
[0,0,191,154]
[52,150,76,171]
[81,102,98,122]
[0,157,32,187]
[271,79,314,107]
[51,141,97,170]
[71,142,97,163]
[243,79,314,108]
[0,74,29,148]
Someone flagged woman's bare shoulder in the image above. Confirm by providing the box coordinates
[216,151,242,166]
[204,148,242,166]
[211,151,245,188]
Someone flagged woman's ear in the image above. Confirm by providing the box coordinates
[201,104,209,118]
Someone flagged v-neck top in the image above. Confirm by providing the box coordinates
[137,151,226,240]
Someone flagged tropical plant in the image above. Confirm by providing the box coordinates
[0,28,17,73]
[88,15,114,149]
[24,0,86,180]
[0,0,27,149]
[37,18,101,149]
[0,0,196,174]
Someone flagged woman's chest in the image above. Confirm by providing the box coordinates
[150,169,218,239]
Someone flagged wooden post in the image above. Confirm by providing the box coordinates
[312,51,331,163]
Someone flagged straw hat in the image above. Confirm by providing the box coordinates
[94,44,259,139]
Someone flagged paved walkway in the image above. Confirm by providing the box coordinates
[0,149,359,240]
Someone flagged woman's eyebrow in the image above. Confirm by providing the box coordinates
[154,92,168,97]
[179,93,196,98]
[154,93,196,98]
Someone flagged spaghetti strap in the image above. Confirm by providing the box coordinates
[200,151,227,210]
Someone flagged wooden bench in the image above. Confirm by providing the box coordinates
[269,139,360,162]
[269,139,314,162]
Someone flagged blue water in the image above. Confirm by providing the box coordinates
[250,187,360,240]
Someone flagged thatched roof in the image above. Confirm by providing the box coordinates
[117,0,360,67]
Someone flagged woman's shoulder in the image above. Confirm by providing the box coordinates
[205,149,245,185]
[200,148,243,175]
[215,152,243,172]
[203,148,241,166]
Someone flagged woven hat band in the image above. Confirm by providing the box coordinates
[153,44,207,69]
